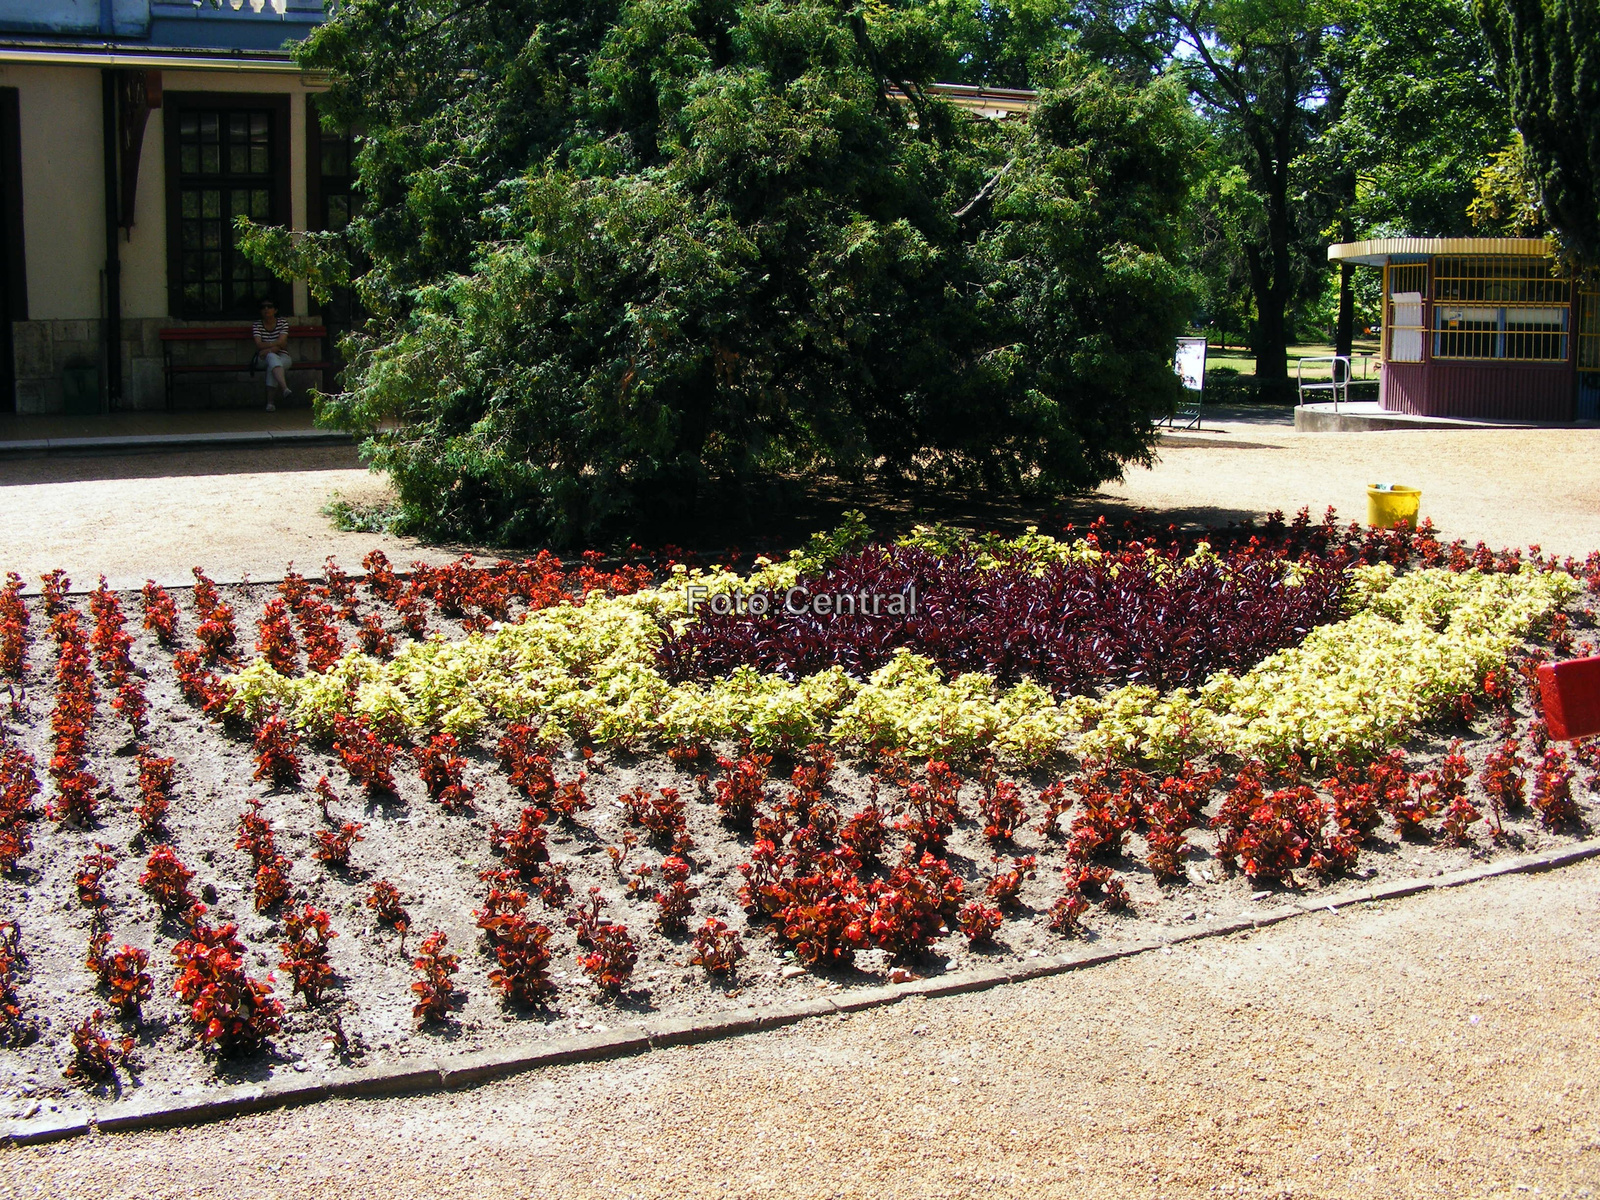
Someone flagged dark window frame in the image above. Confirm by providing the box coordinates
[0,87,25,414]
[306,94,364,343]
[163,91,291,320]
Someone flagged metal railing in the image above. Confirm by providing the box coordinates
[1295,355,1377,410]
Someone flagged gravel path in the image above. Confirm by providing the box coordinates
[1103,420,1600,560]
[0,446,452,591]
[6,859,1598,1199]
[3,419,1599,592]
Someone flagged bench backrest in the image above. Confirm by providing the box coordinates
[159,326,327,342]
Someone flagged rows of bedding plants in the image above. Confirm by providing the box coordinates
[0,507,1596,1109]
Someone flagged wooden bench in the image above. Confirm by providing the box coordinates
[159,325,335,410]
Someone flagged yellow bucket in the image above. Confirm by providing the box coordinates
[1367,484,1422,530]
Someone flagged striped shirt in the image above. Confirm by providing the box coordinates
[252,317,289,345]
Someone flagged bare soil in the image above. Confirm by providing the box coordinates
[5,851,1598,1198]
[0,570,1595,1127]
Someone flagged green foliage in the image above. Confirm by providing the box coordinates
[321,493,403,535]
[1476,0,1600,264]
[1468,133,1547,235]
[1325,0,1513,238]
[257,1,1197,547]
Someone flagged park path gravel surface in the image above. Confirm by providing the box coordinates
[1104,421,1600,561]
[5,857,1598,1199]
[4,419,1600,592]
[0,446,453,591]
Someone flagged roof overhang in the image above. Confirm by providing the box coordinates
[0,41,313,73]
[1328,237,1552,266]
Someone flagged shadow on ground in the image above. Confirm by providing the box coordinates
[0,444,368,485]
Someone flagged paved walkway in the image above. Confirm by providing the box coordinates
[0,443,453,591]
[5,857,1597,1198]
[1098,417,1600,560]
[4,410,1600,591]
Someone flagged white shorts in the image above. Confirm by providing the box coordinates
[264,350,293,372]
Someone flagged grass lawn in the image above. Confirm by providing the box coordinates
[1204,339,1382,387]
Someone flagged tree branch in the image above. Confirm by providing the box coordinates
[954,158,1017,220]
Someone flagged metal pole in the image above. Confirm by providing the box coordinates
[101,68,121,410]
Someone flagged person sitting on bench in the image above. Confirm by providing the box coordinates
[252,297,292,411]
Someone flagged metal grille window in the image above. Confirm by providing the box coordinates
[1430,256,1570,362]
[1578,289,1600,371]
[170,103,281,318]
[1433,255,1568,305]
[1385,264,1427,363]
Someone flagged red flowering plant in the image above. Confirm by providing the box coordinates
[64,1010,137,1085]
[75,843,117,917]
[1212,766,1336,885]
[490,806,550,875]
[622,786,691,852]
[140,580,180,647]
[365,880,411,946]
[579,924,639,994]
[255,598,300,674]
[689,918,746,977]
[487,914,557,1007]
[1143,762,1221,883]
[312,822,364,869]
[653,855,700,934]
[839,800,890,866]
[770,853,869,968]
[172,908,282,1055]
[252,714,302,789]
[295,600,346,673]
[100,944,154,1019]
[868,851,964,961]
[357,612,396,658]
[1532,749,1582,829]
[0,571,29,678]
[333,714,398,795]
[984,855,1036,911]
[1034,779,1074,840]
[138,845,197,915]
[0,922,32,1047]
[895,760,963,856]
[957,902,1003,945]
[279,905,338,1006]
[713,748,771,831]
[414,732,474,812]
[977,758,1026,845]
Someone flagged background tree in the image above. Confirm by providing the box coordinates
[1476,0,1600,264]
[1304,0,1510,356]
[1073,1,1337,401]
[258,0,1199,546]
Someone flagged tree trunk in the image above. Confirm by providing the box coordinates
[1335,262,1354,366]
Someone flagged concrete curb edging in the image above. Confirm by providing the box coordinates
[0,429,355,459]
[8,836,1599,1147]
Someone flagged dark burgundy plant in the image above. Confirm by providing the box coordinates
[657,542,1347,696]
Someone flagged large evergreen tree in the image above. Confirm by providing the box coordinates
[1476,0,1600,264]
[256,0,1199,546]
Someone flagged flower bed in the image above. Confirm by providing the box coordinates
[0,511,1596,1113]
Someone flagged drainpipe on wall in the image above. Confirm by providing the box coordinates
[101,68,122,410]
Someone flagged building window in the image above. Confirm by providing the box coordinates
[165,94,290,319]
[1385,263,1426,363]
[306,97,361,330]
[1576,289,1600,370]
[1430,256,1570,362]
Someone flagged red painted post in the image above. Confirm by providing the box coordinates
[1537,655,1600,741]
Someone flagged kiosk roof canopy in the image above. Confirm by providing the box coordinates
[1327,237,1552,266]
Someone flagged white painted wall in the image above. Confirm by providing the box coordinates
[0,63,103,322]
